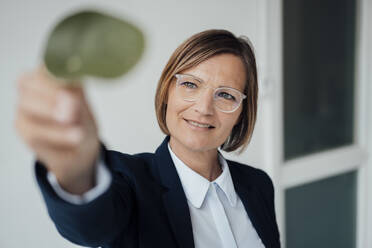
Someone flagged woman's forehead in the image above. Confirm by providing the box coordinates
[181,54,246,91]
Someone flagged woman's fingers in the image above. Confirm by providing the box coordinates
[17,71,82,125]
[14,66,100,193]
[17,68,59,104]
[18,88,79,125]
[15,109,83,149]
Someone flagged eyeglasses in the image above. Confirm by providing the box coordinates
[174,73,246,113]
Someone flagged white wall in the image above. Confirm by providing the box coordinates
[0,0,268,247]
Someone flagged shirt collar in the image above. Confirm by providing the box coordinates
[167,143,238,209]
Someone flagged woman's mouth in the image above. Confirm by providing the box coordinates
[184,119,215,129]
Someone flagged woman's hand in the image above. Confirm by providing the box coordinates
[14,66,100,195]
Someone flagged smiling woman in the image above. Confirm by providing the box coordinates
[15,29,281,248]
[167,55,246,144]
[165,54,249,180]
[156,30,258,154]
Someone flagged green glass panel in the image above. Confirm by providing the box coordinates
[285,171,357,248]
[283,0,356,160]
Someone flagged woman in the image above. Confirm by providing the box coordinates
[15,29,281,248]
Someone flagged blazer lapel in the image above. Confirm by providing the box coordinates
[154,136,195,248]
[229,165,276,248]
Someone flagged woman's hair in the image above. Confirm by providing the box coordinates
[155,29,258,153]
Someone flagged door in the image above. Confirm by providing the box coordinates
[261,0,372,247]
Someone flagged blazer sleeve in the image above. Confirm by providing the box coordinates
[34,142,135,247]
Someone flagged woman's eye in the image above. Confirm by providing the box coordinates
[181,81,197,89]
[218,92,236,101]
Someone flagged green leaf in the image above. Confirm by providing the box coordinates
[43,10,145,82]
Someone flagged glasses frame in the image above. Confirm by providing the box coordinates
[174,73,247,113]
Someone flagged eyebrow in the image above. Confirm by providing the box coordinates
[182,73,242,91]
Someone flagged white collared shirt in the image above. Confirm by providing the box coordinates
[47,143,265,247]
[168,144,265,248]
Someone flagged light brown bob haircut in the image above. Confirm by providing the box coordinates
[155,29,258,154]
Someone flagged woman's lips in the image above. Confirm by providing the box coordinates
[184,119,215,129]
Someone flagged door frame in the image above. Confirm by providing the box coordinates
[259,0,372,247]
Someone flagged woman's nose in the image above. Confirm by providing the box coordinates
[192,89,215,115]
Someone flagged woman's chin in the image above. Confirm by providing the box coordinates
[181,136,217,152]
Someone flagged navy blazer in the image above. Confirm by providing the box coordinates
[35,136,281,248]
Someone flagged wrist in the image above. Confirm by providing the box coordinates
[55,164,96,195]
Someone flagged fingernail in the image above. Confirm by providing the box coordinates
[55,93,73,123]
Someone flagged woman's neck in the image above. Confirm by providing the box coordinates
[169,137,222,182]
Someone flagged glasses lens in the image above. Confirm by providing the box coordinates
[176,75,202,101]
[175,74,243,113]
[214,88,241,112]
